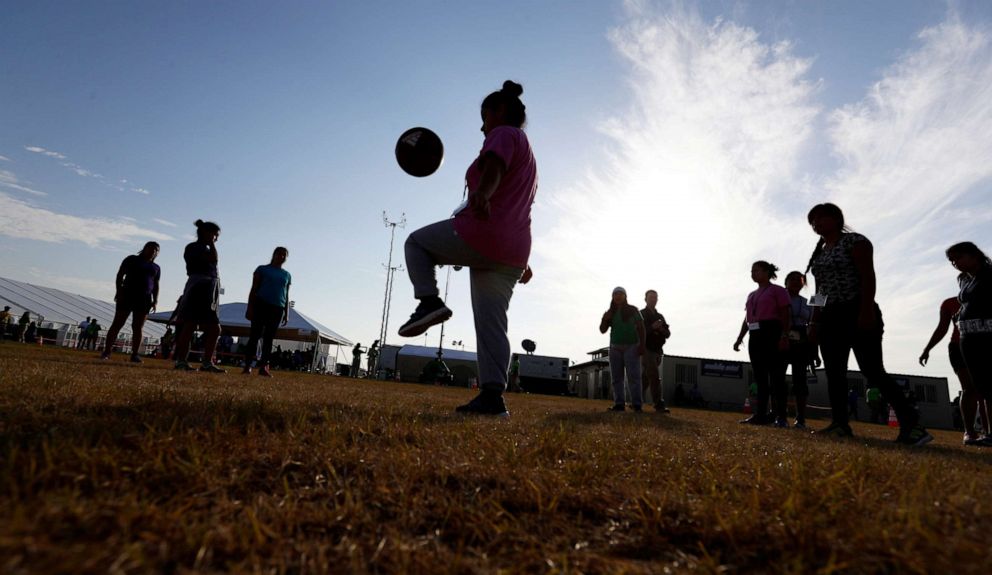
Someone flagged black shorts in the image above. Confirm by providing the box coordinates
[117,292,153,317]
[178,279,220,325]
[949,341,966,372]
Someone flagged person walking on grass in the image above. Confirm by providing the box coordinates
[640,289,671,412]
[242,247,291,377]
[101,241,160,363]
[600,287,646,412]
[805,203,931,445]
[397,80,537,417]
[734,261,791,427]
[919,295,989,445]
[172,219,225,373]
[783,271,819,429]
[946,241,992,446]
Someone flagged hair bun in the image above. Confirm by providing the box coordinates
[501,80,523,98]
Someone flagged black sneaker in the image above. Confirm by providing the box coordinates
[631,405,643,413]
[455,390,509,417]
[653,403,671,413]
[398,297,452,338]
[129,354,143,364]
[895,425,934,447]
[739,414,770,425]
[815,422,854,438]
[607,404,626,412]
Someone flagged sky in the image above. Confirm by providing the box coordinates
[2,0,991,393]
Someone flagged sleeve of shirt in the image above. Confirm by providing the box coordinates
[480,127,516,168]
[774,286,791,307]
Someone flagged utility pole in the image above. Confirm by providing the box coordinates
[375,211,406,378]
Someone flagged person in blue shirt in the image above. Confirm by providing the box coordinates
[243,247,292,377]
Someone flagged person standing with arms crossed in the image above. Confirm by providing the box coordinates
[243,247,291,377]
[397,80,536,417]
[600,287,646,412]
[173,220,225,373]
[101,241,160,362]
[805,203,931,444]
[734,261,791,427]
[640,289,671,412]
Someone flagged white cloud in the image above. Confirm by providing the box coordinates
[524,2,820,363]
[0,170,47,196]
[153,218,178,228]
[821,15,992,377]
[0,191,172,247]
[0,155,11,162]
[25,144,146,194]
[24,146,66,160]
[520,5,992,388]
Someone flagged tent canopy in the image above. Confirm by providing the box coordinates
[0,275,166,337]
[148,302,352,346]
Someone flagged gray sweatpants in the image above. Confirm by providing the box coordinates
[609,344,643,407]
[405,219,523,392]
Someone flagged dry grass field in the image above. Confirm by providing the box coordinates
[1,343,990,574]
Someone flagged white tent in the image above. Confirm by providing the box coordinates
[147,302,352,346]
[0,275,167,347]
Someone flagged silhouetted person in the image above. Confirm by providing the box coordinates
[600,287,645,412]
[397,81,537,417]
[920,295,989,444]
[946,241,992,446]
[101,241,160,363]
[173,219,225,373]
[805,203,931,445]
[734,261,790,426]
[243,247,292,377]
[351,343,363,377]
[784,271,819,428]
[640,289,671,412]
[0,306,11,341]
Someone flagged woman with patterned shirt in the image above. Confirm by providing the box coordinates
[946,241,992,445]
[805,203,932,445]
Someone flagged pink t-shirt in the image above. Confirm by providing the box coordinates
[453,126,537,269]
[745,284,790,324]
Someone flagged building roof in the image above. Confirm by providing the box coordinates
[0,275,166,337]
[147,302,352,346]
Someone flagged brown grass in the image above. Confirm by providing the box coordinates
[1,344,990,574]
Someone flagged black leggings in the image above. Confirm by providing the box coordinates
[245,301,283,367]
[818,301,917,428]
[748,320,787,419]
[960,333,992,400]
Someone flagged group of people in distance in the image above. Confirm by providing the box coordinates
[0,306,40,343]
[726,203,936,446]
[99,220,293,376]
[599,287,671,413]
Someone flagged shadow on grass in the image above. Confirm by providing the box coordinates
[541,409,703,432]
[818,432,992,467]
[0,396,466,448]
